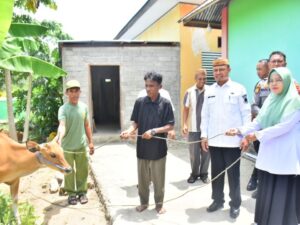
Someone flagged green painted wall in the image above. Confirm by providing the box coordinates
[0,98,8,121]
[228,0,300,98]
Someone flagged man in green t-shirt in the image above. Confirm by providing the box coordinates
[55,80,94,205]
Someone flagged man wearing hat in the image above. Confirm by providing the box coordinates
[201,58,251,219]
[55,79,94,205]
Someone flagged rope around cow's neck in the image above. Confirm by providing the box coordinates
[35,152,70,172]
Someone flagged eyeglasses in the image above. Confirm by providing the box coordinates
[269,79,283,84]
[213,68,227,73]
[270,60,285,64]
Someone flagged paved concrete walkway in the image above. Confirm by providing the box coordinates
[90,141,256,225]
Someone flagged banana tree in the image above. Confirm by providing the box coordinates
[0,55,66,141]
[0,0,14,48]
[0,23,66,141]
[0,0,14,138]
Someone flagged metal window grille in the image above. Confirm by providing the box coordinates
[201,52,221,85]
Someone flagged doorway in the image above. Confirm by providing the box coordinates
[91,66,120,132]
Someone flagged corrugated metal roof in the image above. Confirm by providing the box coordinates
[179,0,229,29]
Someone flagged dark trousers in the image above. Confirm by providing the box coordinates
[255,171,299,225]
[250,140,260,180]
[297,175,300,223]
[209,146,241,208]
[188,132,210,178]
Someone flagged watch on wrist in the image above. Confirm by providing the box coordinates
[150,129,156,136]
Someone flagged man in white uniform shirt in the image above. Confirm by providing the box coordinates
[201,58,251,219]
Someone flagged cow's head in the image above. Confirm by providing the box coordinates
[26,140,72,174]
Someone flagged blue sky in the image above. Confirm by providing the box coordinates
[33,0,147,40]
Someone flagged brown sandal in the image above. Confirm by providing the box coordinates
[78,194,88,204]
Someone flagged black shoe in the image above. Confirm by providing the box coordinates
[247,177,257,191]
[251,190,257,199]
[187,175,197,183]
[200,177,210,184]
[230,207,240,219]
[206,201,224,212]
[68,195,77,205]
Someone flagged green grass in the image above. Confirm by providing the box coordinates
[0,191,38,225]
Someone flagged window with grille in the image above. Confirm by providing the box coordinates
[202,52,221,85]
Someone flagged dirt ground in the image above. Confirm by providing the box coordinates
[0,168,108,225]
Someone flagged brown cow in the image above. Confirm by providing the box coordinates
[0,132,72,224]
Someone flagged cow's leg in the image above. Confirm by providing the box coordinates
[10,178,21,225]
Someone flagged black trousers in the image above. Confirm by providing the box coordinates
[209,146,241,208]
[296,175,300,223]
[250,140,260,180]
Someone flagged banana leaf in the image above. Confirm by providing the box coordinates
[0,0,14,47]
[0,36,40,59]
[0,41,22,59]
[0,55,67,78]
[5,37,40,53]
[9,23,47,37]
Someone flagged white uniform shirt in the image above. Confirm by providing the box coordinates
[183,84,208,132]
[138,88,175,111]
[201,79,251,147]
[239,110,300,175]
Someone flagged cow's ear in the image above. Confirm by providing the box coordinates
[26,141,41,153]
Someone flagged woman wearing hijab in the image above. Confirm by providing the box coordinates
[226,67,300,225]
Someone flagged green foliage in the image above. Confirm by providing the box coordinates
[0,56,66,78]
[0,191,37,225]
[15,77,63,142]
[12,14,36,24]
[9,23,47,37]
[0,0,14,48]
[18,201,38,225]
[0,192,16,224]
[0,41,23,59]
[41,20,72,41]
[2,11,73,141]
[15,0,57,13]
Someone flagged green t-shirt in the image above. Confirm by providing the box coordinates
[58,101,89,151]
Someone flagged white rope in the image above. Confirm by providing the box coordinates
[28,133,247,209]
[104,132,246,207]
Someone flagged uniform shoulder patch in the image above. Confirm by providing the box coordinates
[254,82,261,94]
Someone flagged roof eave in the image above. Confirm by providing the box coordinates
[114,0,156,40]
[179,0,229,29]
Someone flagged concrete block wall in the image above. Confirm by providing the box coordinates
[61,43,180,131]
